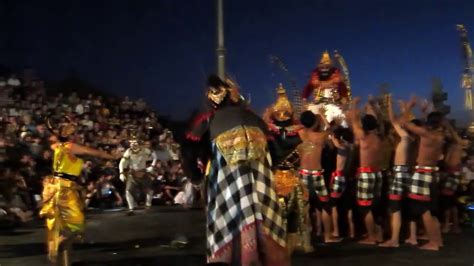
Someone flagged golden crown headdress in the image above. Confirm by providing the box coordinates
[272,83,293,121]
[319,50,332,65]
[45,115,76,139]
[225,77,242,103]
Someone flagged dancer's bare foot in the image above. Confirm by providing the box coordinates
[376,232,384,243]
[358,237,377,245]
[379,239,400,248]
[417,234,429,240]
[419,242,439,251]
[325,236,343,243]
[405,238,418,246]
[331,231,340,238]
[375,225,383,243]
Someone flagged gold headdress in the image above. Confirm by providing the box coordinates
[128,129,140,143]
[272,83,293,122]
[207,75,229,107]
[225,77,242,103]
[319,50,332,66]
[45,116,76,139]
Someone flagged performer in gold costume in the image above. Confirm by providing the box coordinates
[302,51,350,127]
[40,116,117,265]
[264,84,313,255]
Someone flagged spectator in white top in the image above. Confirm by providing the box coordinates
[75,102,84,115]
[9,107,19,117]
[81,114,94,130]
[7,75,21,87]
[462,155,474,188]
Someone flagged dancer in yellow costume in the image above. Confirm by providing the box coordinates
[264,84,313,255]
[40,116,117,265]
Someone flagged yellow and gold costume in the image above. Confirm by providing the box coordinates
[267,84,313,255]
[40,142,84,260]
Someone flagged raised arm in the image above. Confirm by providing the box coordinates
[387,94,409,138]
[346,97,365,140]
[330,134,345,149]
[419,98,433,120]
[443,119,464,144]
[398,98,430,137]
[68,143,117,160]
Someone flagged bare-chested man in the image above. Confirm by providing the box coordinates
[329,126,355,238]
[346,97,383,245]
[441,120,468,234]
[380,95,414,247]
[399,104,445,251]
[298,111,341,243]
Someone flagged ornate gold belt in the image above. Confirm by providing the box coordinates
[215,126,267,165]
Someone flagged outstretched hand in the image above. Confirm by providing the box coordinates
[420,98,432,114]
[406,95,417,110]
[351,96,361,108]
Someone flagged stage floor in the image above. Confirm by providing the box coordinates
[0,206,473,266]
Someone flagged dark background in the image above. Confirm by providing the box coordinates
[1,0,473,121]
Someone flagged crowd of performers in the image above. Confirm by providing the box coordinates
[38,51,470,266]
[183,52,470,266]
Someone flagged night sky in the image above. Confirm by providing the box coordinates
[1,0,474,121]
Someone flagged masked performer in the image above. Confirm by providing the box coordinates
[264,84,313,254]
[183,75,289,266]
[119,133,154,215]
[40,116,117,265]
[302,51,349,125]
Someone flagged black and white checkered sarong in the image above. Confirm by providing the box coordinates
[389,165,410,200]
[299,169,329,201]
[330,170,346,199]
[441,170,460,196]
[206,143,286,261]
[408,166,438,201]
[356,168,382,206]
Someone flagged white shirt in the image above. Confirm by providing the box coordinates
[462,166,474,184]
[81,119,94,130]
[119,148,152,172]
[75,104,84,115]
[7,78,20,87]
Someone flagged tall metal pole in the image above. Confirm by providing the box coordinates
[216,0,226,79]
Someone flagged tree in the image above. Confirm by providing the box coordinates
[431,77,450,115]
[375,82,391,120]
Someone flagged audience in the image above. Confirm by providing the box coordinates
[0,69,189,227]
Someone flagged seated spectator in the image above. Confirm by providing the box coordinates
[174,177,199,208]
[96,169,123,209]
[7,74,21,87]
[162,172,182,205]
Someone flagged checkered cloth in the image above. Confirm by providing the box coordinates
[330,170,346,199]
[356,167,382,206]
[441,169,461,196]
[299,169,329,202]
[206,143,286,262]
[408,166,438,201]
[389,165,410,201]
